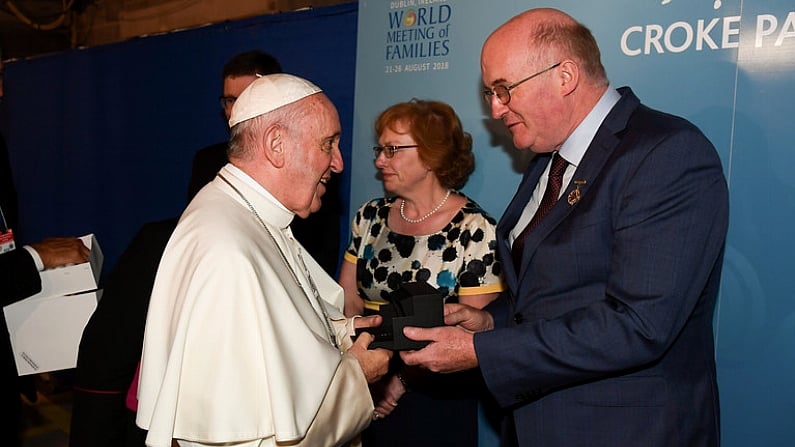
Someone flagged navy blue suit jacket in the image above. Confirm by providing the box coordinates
[475,87,727,446]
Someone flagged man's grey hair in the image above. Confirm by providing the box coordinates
[228,99,309,161]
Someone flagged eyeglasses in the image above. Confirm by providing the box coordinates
[483,62,561,105]
[219,96,237,110]
[372,145,418,159]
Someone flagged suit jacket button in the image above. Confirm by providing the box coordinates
[513,313,524,324]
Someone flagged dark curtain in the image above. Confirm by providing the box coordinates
[0,2,357,277]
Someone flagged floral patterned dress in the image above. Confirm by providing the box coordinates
[346,194,504,447]
[344,195,504,304]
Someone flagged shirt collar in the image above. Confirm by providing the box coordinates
[559,85,620,167]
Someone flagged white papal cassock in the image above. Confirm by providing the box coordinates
[136,164,373,447]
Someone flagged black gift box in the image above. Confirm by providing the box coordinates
[357,281,444,351]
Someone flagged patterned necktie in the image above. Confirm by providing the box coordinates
[511,152,569,271]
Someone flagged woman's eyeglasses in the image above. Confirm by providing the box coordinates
[372,145,418,159]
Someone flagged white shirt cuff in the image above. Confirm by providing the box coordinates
[23,245,45,272]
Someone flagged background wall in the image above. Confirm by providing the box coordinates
[350,1,794,446]
[0,0,353,60]
[1,1,794,446]
[0,2,358,273]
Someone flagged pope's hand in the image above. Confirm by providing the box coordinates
[348,330,392,383]
[353,314,383,330]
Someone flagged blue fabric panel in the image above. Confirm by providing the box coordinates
[0,3,357,276]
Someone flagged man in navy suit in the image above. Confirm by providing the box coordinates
[402,8,727,446]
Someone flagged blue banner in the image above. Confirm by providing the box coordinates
[352,1,795,445]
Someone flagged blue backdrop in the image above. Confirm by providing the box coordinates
[350,1,794,446]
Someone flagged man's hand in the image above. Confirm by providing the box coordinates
[398,304,494,373]
[31,237,90,269]
[399,325,478,373]
[347,331,392,383]
[444,303,494,332]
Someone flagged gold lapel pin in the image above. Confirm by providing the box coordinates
[568,180,586,205]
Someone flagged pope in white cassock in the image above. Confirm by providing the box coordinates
[135,74,392,447]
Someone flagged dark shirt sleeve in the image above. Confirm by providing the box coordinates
[70,218,178,447]
[1,132,20,232]
[74,217,178,391]
[0,248,42,306]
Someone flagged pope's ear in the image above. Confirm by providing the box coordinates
[262,124,286,167]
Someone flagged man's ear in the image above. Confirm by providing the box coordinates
[262,124,286,168]
[559,60,578,96]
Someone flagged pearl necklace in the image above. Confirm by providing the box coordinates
[400,189,452,224]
